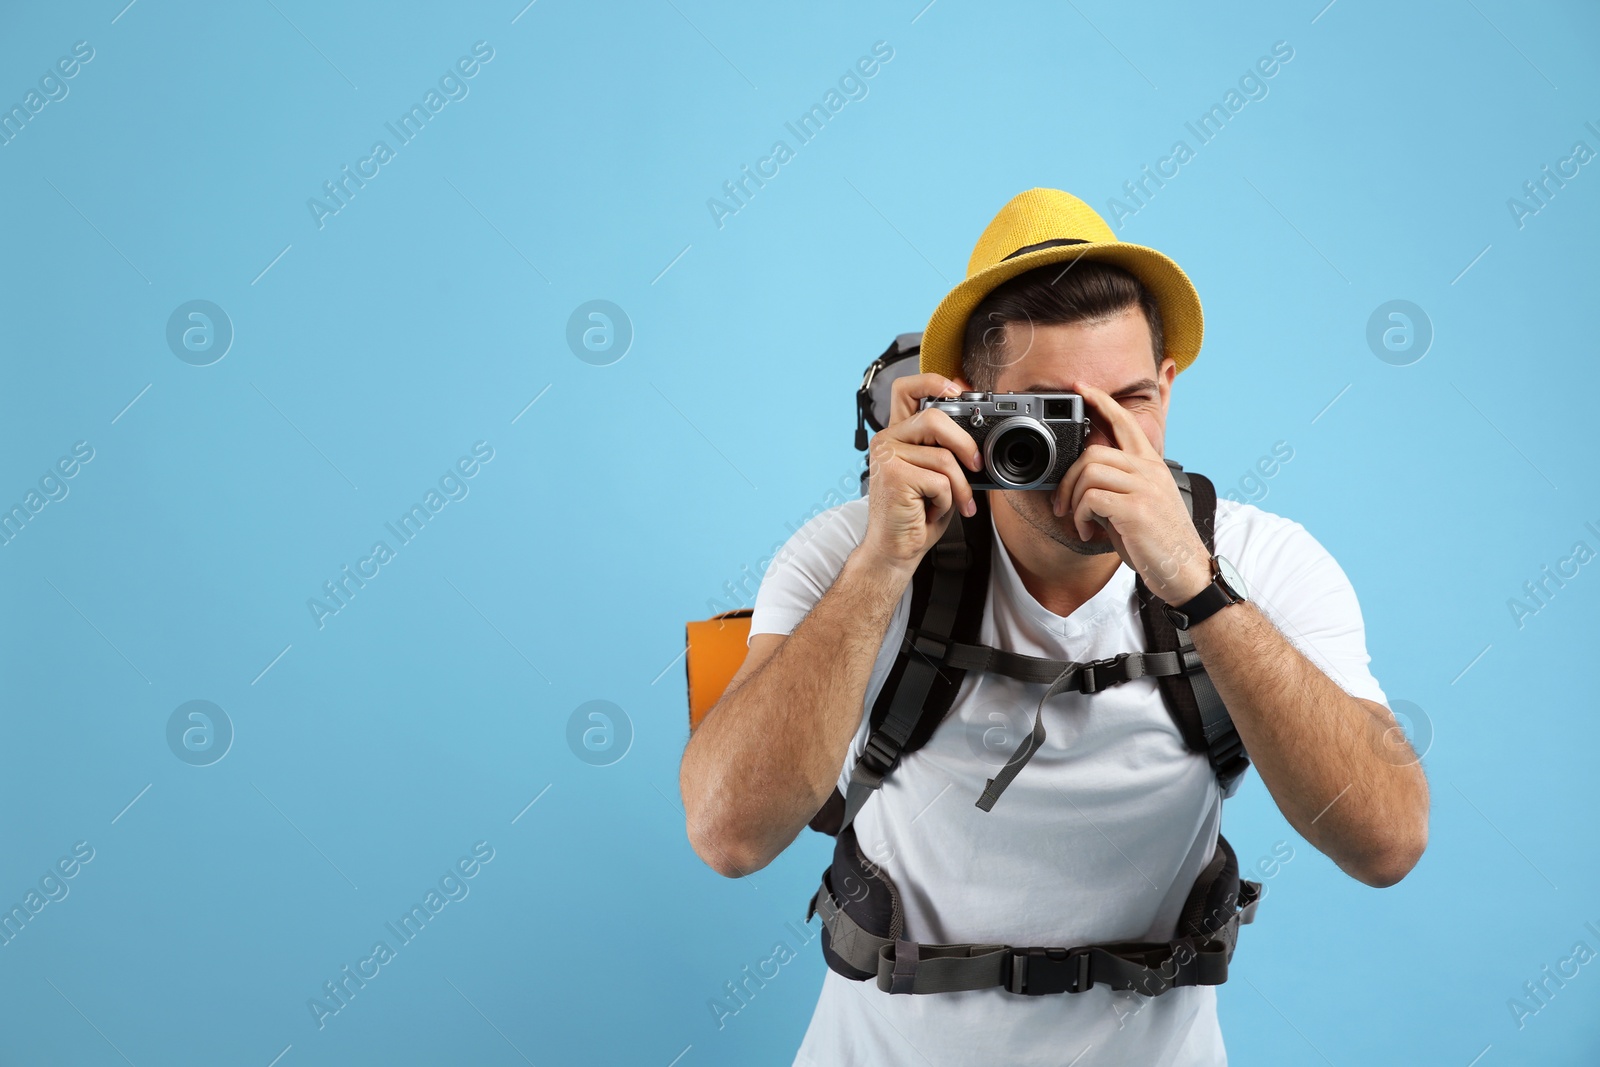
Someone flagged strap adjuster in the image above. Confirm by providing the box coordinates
[1079,653,1131,695]
[907,629,949,662]
[848,734,896,791]
[860,734,897,775]
[1004,947,1091,995]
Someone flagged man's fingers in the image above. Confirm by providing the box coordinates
[1058,461,1140,524]
[1072,381,1160,458]
[889,373,968,427]
[1054,445,1135,520]
[890,456,956,520]
[871,435,977,517]
[886,407,982,471]
[882,441,977,517]
[1073,487,1122,543]
[1074,444,1139,472]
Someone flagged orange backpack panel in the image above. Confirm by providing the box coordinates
[685,609,753,731]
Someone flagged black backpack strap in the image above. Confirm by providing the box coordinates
[939,644,1186,689]
[811,460,1250,834]
[1135,463,1250,795]
[828,494,994,836]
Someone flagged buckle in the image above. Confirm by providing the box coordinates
[861,734,898,773]
[1079,653,1131,695]
[1237,880,1262,925]
[849,735,897,790]
[1004,947,1091,995]
[1180,646,1204,674]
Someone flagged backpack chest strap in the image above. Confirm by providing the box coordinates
[925,632,1198,691]
[932,637,1203,811]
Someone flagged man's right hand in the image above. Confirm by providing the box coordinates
[859,373,984,577]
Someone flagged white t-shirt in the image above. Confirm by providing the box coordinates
[748,494,1388,1067]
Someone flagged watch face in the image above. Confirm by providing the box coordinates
[1216,555,1248,600]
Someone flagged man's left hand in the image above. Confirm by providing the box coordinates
[1054,381,1213,606]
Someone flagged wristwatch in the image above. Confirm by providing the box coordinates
[1163,554,1248,631]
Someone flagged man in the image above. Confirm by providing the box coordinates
[679,187,1429,1065]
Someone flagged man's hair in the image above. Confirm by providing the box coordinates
[960,260,1165,391]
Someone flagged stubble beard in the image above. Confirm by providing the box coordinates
[1004,489,1117,556]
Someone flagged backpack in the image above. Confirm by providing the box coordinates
[687,332,1260,998]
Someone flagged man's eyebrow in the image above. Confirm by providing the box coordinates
[1015,378,1160,395]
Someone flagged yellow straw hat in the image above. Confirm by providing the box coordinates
[920,187,1204,380]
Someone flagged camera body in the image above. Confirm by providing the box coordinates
[917,391,1091,491]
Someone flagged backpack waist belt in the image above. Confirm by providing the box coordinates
[807,825,1261,996]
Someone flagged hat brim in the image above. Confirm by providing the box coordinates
[920,242,1204,382]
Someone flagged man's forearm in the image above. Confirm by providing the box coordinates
[682,548,910,877]
[1186,600,1430,887]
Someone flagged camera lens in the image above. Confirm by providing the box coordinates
[986,421,1055,489]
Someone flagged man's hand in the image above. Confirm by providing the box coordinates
[1054,380,1212,605]
[886,371,969,428]
[861,373,983,577]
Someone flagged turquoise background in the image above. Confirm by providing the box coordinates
[1,0,1596,1063]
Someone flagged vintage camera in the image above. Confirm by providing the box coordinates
[917,391,1091,491]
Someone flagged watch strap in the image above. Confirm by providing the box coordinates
[1163,558,1242,630]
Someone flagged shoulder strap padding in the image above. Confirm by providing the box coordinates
[809,494,993,836]
[1134,464,1250,793]
[889,492,994,755]
[1133,464,1214,757]
[833,494,993,832]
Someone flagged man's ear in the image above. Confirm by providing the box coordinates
[1157,357,1178,416]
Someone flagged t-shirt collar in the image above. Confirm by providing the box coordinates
[987,505,1135,643]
